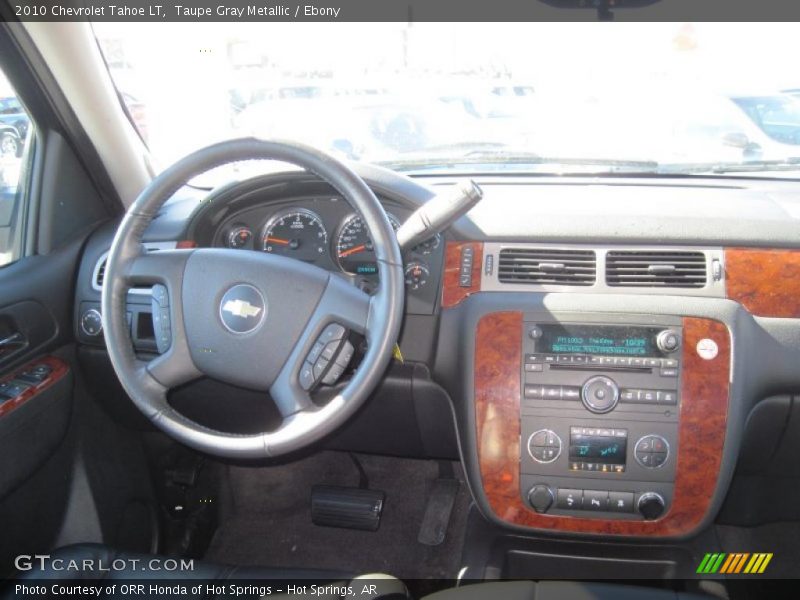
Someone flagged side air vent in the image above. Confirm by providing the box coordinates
[498,248,596,286]
[95,258,107,289]
[606,251,707,288]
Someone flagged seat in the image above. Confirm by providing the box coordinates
[10,544,409,599]
[422,581,714,600]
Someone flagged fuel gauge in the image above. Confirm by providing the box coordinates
[227,226,253,249]
[404,262,430,290]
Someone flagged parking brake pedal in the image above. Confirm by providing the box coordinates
[311,485,385,531]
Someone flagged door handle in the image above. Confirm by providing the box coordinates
[0,332,27,363]
[0,332,25,349]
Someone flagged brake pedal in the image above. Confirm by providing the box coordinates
[311,485,385,531]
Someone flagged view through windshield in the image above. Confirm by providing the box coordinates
[93,22,800,176]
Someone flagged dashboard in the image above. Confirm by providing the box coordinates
[72,164,800,544]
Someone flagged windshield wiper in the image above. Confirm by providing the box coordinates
[661,158,800,175]
[377,148,660,174]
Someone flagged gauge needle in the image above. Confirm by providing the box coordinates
[339,244,366,258]
[266,237,290,245]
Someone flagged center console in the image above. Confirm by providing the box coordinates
[520,319,683,522]
[473,311,730,537]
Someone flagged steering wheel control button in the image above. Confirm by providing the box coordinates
[320,323,346,344]
[80,308,103,337]
[527,429,562,464]
[528,484,554,513]
[581,376,619,413]
[299,363,315,391]
[151,284,172,354]
[219,284,266,334]
[307,341,325,363]
[556,488,583,510]
[635,435,670,469]
[152,284,169,307]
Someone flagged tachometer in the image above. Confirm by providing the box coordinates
[261,208,328,261]
[336,213,401,274]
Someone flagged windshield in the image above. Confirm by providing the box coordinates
[92,22,800,178]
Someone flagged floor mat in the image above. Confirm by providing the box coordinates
[205,451,470,579]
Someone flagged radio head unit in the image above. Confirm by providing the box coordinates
[520,318,682,521]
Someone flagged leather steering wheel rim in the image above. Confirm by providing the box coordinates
[101,138,404,458]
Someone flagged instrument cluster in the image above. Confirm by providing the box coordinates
[212,195,442,294]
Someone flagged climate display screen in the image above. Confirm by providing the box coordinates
[569,431,627,465]
[538,324,661,357]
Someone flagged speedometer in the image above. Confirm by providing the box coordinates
[261,208,328,261]
[336,213,401,274]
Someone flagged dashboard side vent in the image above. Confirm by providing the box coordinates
[95,258,107,289]
[606,251,707,288]
[498,248,596,286]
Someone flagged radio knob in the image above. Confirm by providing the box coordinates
[637,492,666,520]
[656,329,680,354]
[581,375,619,413]
[528,484,554,513]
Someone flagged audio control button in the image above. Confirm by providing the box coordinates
[657,330,681,354]
[543,386,562,400]
[524,385,544,399]
[581,376,620,413]
[657,391,678,404]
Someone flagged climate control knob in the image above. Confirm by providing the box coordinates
[581,375,619,413]
[637,492,666,520]
[528,484,554,513]
[656,329,681,354]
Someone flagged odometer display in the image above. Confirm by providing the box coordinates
[261,209,328,261]
[336,213,400,274]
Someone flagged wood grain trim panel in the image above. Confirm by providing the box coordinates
[726,247,800,318]
[0,356,70,419]
[474,313,730,536]
[442,242,483,308]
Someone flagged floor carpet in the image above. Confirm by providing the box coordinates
[205,451,470,580]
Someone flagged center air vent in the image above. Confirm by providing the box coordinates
[606,251,707,288]
[498,248,596,286]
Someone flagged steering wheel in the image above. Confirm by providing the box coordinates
[101,139,404,458]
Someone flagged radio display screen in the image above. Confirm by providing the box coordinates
[538,324,662,357]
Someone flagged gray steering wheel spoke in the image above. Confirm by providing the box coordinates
[269,274,370,419]
[125,249,203,389]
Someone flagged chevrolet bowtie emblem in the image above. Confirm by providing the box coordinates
[222,299,262,319]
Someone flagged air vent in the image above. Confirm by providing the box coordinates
[498,248,596,286]
[606,251,707,288]
[95,258,107,289]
